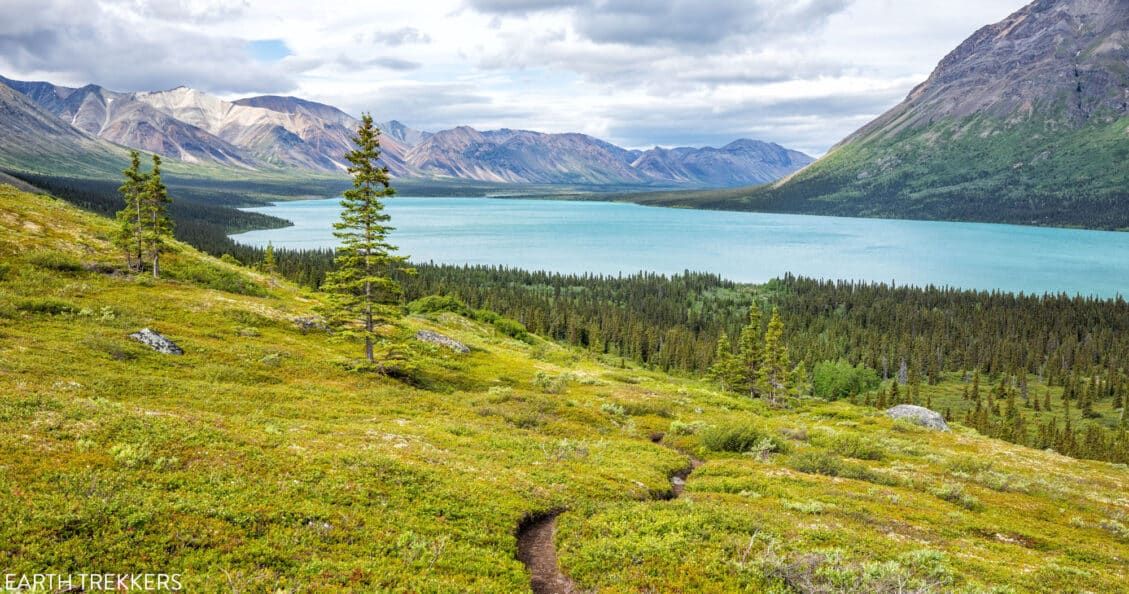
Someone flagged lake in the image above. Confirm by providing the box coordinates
[229,197,1129,298]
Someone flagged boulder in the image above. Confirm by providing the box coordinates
[415,330,469,353]
[129,328,184,355]
[886,404,949,431]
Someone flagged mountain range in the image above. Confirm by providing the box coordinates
[637,0,1129,229]
[0,76,812,188]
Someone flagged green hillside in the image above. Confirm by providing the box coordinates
[1,185,1127,592]
[625,115,1129,229]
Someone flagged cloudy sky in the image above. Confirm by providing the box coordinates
[0,0,1028,155]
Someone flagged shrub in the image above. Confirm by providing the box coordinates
[165,261,267,296]
[669,420,708,435]
[828,434,885,460]
[108,443,151,468]
[533,371,570,394]
[812,360,881,400]
[789,450,845,476]
[26,251,83,272]
[407,295,471,317]
[491,317,529,340]
[932,482,983,511]
[0,262,10,281]
[17,297,77,315]
[701,423,783,454]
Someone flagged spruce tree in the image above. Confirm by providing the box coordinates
[736,305,763,396]
[140,155,172,278]
[707,332,741,391]
[262,242,277,275]
[757,307,790,404]
[114,151,146,272]
[322,114,412,364]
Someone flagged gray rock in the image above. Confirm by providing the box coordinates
[292,315,329,334]
[886,404,949,431]
[129,328,184,355]
[415,330,469,353]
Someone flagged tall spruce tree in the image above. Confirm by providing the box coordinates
[707,332,741,390]
[758,307,790,404]
[736,305,763,396]
[140,155,172,278]
[113,151,146,272]
[322,114,412,364]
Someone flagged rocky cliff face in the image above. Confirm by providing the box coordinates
[838,0,1128,148]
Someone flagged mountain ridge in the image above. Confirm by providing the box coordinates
[642,0,1128,229]
[0,76,812,187]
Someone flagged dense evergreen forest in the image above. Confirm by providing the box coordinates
[13,173,1127,463]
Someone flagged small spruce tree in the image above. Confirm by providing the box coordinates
[139,155,172,278]
[113,151,147,272]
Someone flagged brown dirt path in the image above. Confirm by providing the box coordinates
[515,432,701,593]
[515,511,576,594]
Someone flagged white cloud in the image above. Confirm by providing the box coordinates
[0,0,1030,154]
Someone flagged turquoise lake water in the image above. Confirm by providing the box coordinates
[229,197,1129,298]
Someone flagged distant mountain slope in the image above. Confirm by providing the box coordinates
[404,127,814,186]
[1,76,813,187]
[632,139,813,186]
[647,0,1129,229]
[0,79,128,176]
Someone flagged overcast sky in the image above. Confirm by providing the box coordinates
[0,0,1028,155]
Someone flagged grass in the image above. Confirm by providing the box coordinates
[0,184,1127,592]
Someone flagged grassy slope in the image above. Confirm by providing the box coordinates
[0,185,1127,592]
[618,115,1129,230]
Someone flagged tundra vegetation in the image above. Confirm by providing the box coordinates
[1,180,1128,591]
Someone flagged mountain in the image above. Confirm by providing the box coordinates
[641,0,1129,229]
[0,76,812,187]
[401,127,813,185]
[0,78,128,176]
[134,87,418,174]
[2,78,259,170]
[403,126,644,184]
[631,139,813,186]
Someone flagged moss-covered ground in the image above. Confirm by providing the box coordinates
[0,185,1126,592]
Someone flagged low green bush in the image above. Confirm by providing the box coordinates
[25,251,84,273]
[701,423,783,454]
[165,261,267,297]
[829,434,885,460]
[17,297,77,315]
[812,360,880,400]
[407,295,471,316]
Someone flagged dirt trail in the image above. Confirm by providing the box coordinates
[515,511,575,594]
[515,433,701,593]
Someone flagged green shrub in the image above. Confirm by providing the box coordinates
[533,371,571,394]
[408,295,471,317]
[17,297,77,315]
[669,420,708,435]
[165,261,267,296]
[0,262,11,281]
[829,434,885,460]
[789,450,845,476]
[932,482,983,511]
[620,401,673,418]
[491,317,529,340]
[812,360,880,400]
[25,251,83,272]
[701,423,783,454]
